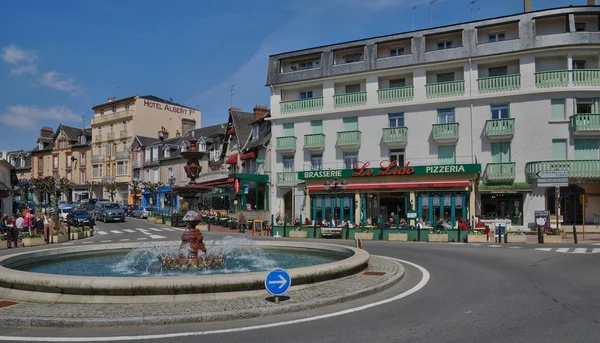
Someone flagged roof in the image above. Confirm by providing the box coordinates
[161,123,228,161]
[244,118,271,151]
[228,110,255,148]
[92,95,198,111]
[133,136,160,148]
[92,95,137,110]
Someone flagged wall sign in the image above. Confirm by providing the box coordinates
[143,100,196,115]
[298,160,481,180]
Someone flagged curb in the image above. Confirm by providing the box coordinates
[0,258,404,327]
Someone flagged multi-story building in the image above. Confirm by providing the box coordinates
[90,95,200,202]
[0,159,17,216]
[5,150,31,202]
[267,4,600,228]
[30,125,92,202]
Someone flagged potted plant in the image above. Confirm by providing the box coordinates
[51,227,67,243]
[388,230,408,242]
[70,227,84,240]
[544,228,562,244]
[355,227,374,241]
[23,232,45,247]
[507,231,527,243]
[83,226,93,237]
[289,227,308,238]
[0,235,7,250]
[428,229,448,242]
[467,230,487,243]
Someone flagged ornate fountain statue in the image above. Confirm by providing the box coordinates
[158,134,225,270]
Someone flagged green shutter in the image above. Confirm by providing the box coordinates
[438,145,456,165]
[574,139,599,160]
[552,139,567,160]
[311,120,323,134]
[283,123,294,136]
[491,142,510,163]
[343,117,358,131]
[551,99,565,121]
[491,143,501,163]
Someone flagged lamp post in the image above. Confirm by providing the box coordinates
[168,176,176,212]
[324,178,348,239]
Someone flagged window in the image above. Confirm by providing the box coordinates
[282,155,294,172]
[125,104,130,112]
[488,32,506,42]
[574,140,599,160]
[311,120,323,134]
[59,140,66,149]
[344,53,362,63]
[344,151,358,169]
[388,113,405,127]
[389,78,406,88]
[152,147,159,161]
[311,154,323,170]
[38,142,43,150]
[111,106,116,113]
[251,125,259,140]
[300,91,313,99]
[98,127,102,135]
[181,166,186,181]
[438,146,456,165]
[180,142,187,152]
[99,164,103,177]
[168,167,174,179]
[145,169,151,182]
[80,136,86,144]
[67,155,72,168]
[53,155,58,169]
[389,47,405,56]
[572,60,586,70]
[488,66,508,77]
[575,22,586,32]
[299,60,313,70]
[343,117,359,131]
[66,172,71,181]
[80,170,85,182]
[19,158,25,167]
[245,159,257,174]
[345,84,361,93]
[575,98,595,114]
[38,157,43,170]
[92,165,99,178]
[491,142,511,163]
[389,149,405,166]
[163,146,170,158]
[437,41,453,50]
[144,148,151,161]
[437,108,455,124]
[122,122,127,131]
[437,72,455,83]
[117,161,129,175]
[551,99,566,120]
[106,144,111,157]
[552,139,567,160]
[491,104,509,119]
[198,138,207,151]
[153,168,159,182]
[283,123,294,136]
[110,125,114,134]
[100,110,104,115]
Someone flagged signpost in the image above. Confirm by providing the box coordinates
[536,170,569,242]
[265,268,291,303]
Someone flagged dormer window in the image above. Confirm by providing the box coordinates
[20,158,25,168]
[38,142,43,150]
[59,140,67,149]
[112,106,117,113]
[198,138,207,152]
[144,147,151,162]
[251,125,259,140]
[80,136,87,144]
[152,147,159,161]
[180,143,187,152]
[163,145,171,158]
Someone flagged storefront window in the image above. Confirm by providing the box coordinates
[481,193,523,225]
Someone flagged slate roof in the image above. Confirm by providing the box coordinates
[92,95,197,111]
[6,150,32,171]
[161,123,228,162]
[228,110,255,148]
[31,124,91,153]
[132,136,159,148]
[244,113,271,151]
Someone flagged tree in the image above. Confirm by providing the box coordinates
[30,176,55,206]
[102,181,127,202]
[142,181,164,206]
[129,179,143,206]
[85,181,100,199]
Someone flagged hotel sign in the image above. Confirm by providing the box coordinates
[143,100,196,115]
[298,161,481,180]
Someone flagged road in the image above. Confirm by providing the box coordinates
[1,218,599,342]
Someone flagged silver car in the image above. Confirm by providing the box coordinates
[93,202,126,223]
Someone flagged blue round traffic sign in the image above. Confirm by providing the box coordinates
[264,268,291,296]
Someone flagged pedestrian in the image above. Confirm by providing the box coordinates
[0,214,8,242]
[238,212,246,233]
[24,210,32,235]
[43,213,50,243]
[34,214,44,236]
[8,215,19,248]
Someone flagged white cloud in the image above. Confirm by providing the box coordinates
[39,71,83,96]
[1,44,38,75]
[0,104,81,130]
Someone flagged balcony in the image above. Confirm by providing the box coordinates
[333,92,367,108]
[107,132,115,140]
[102,176,116,182]
[477,74,521,93]
[304,134,326,152]
[432,123,459,144]
[280,97,323,114]
[91,155,105,163]
[114,151,130,159]
[336,130,361,150]
[120,130,128,138]
[570,114,600,136]
[92,110,133,125]
[572,69,600,87]
[526,160,600,182]
[484,162,516,184]
[132,160,142,169]
[377,86,414,104]
[485,118,515,141]
[277,172,300,187]
[276,136,297,153]
[534,70,568,88]
[95,135,102,142]
[382,127,408,148]
[425,80,465,98]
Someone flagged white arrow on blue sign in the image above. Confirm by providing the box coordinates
[537,170,568,178]
[264,268,291,296]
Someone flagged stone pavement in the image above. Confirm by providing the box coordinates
[0,256,403,328]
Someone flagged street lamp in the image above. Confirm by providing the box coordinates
[324,178,347,194]
[168,176,176,210]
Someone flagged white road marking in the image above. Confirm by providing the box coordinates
[172,227,186,231]
[82,241,93,244]
[61,243,74,245]
[149,234,166,239]
[0,257,429,342]
[535,248,553,251]
[119,239,130,242]
[148,228,162,232]
[97,231,108,235]
[123,229,135,233]
[488,245,502,248]
[507,246,522,249]
[161,227,174,231]
[593,243,600,246]
[137,238,148,240]
[592,248,600,253]
[101,240,112,243]
[136,228,149,232]
[556,248,570,253]
[110,230,122,234]
[572,248,587,254]
[472,244,481,246]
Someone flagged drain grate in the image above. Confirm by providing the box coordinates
[363,271,386,276]
[0,301,18,308]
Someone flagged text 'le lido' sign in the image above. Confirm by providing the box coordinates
[298,160,481,180]
[143,100,196,115]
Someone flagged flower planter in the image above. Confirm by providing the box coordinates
[544,235,562,244]
[84,230,93,237]
[23,237,45,247]
[355,232,374,241]
[289,230,308,238]
[196,224,209,231]
[428,234,448,242]
[0,240,7,250]
[165,220,172,227]
[388,233,408,242]
[52,235,68,244]
[467,234,488,243]
[507,235,527,243]
[70,232,84,240]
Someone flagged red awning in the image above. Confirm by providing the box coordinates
[308,180,470,191]
[240,152,256,160]
[225,154,238,164]
[227,128,236,135]
[195,178,235,188]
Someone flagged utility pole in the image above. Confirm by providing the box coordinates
[429,0,438,27]
[468,0,482,21]
[230,85,235,108]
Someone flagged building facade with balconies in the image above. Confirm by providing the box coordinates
[90,95,200,203]
[267,5,600,229]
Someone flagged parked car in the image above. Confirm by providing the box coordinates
[67,209,94,227]
[58,207,73,222]
[93,202,126,222]
[132,206,155,218]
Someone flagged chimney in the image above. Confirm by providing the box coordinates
[524,0,531,12]
[253,105,269,121]
[588,0,598,5]
[107,97,116,102]
[40,126,53,138]
[158,126,169,141]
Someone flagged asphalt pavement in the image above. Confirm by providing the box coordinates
[0,218,599,342]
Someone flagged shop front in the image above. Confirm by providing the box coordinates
[301,161,481,228]
[157,185,179,211]
[479,183,531,226]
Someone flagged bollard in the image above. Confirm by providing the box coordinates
[537,225,543,244]
[457,228,461,243]
[344,222,349,240]
[504,229,507,244]
[572,224,578,244]
[283,221,287,238]
[208,221,211,232]
[379,222,384,241]
[417,225,421,242]
[313,222,317,239]
[67,222,71,241]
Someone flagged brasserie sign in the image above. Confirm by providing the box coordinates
[298,160,481,180]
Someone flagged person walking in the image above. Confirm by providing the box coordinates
[8,216,19,248]
[43,213,50,243]
[1,214,8,243]
[237,212,246,233]
[34,214,44,236]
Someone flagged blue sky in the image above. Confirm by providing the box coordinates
[0,0,587,151]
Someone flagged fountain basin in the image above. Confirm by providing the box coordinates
[0,241,368,303]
